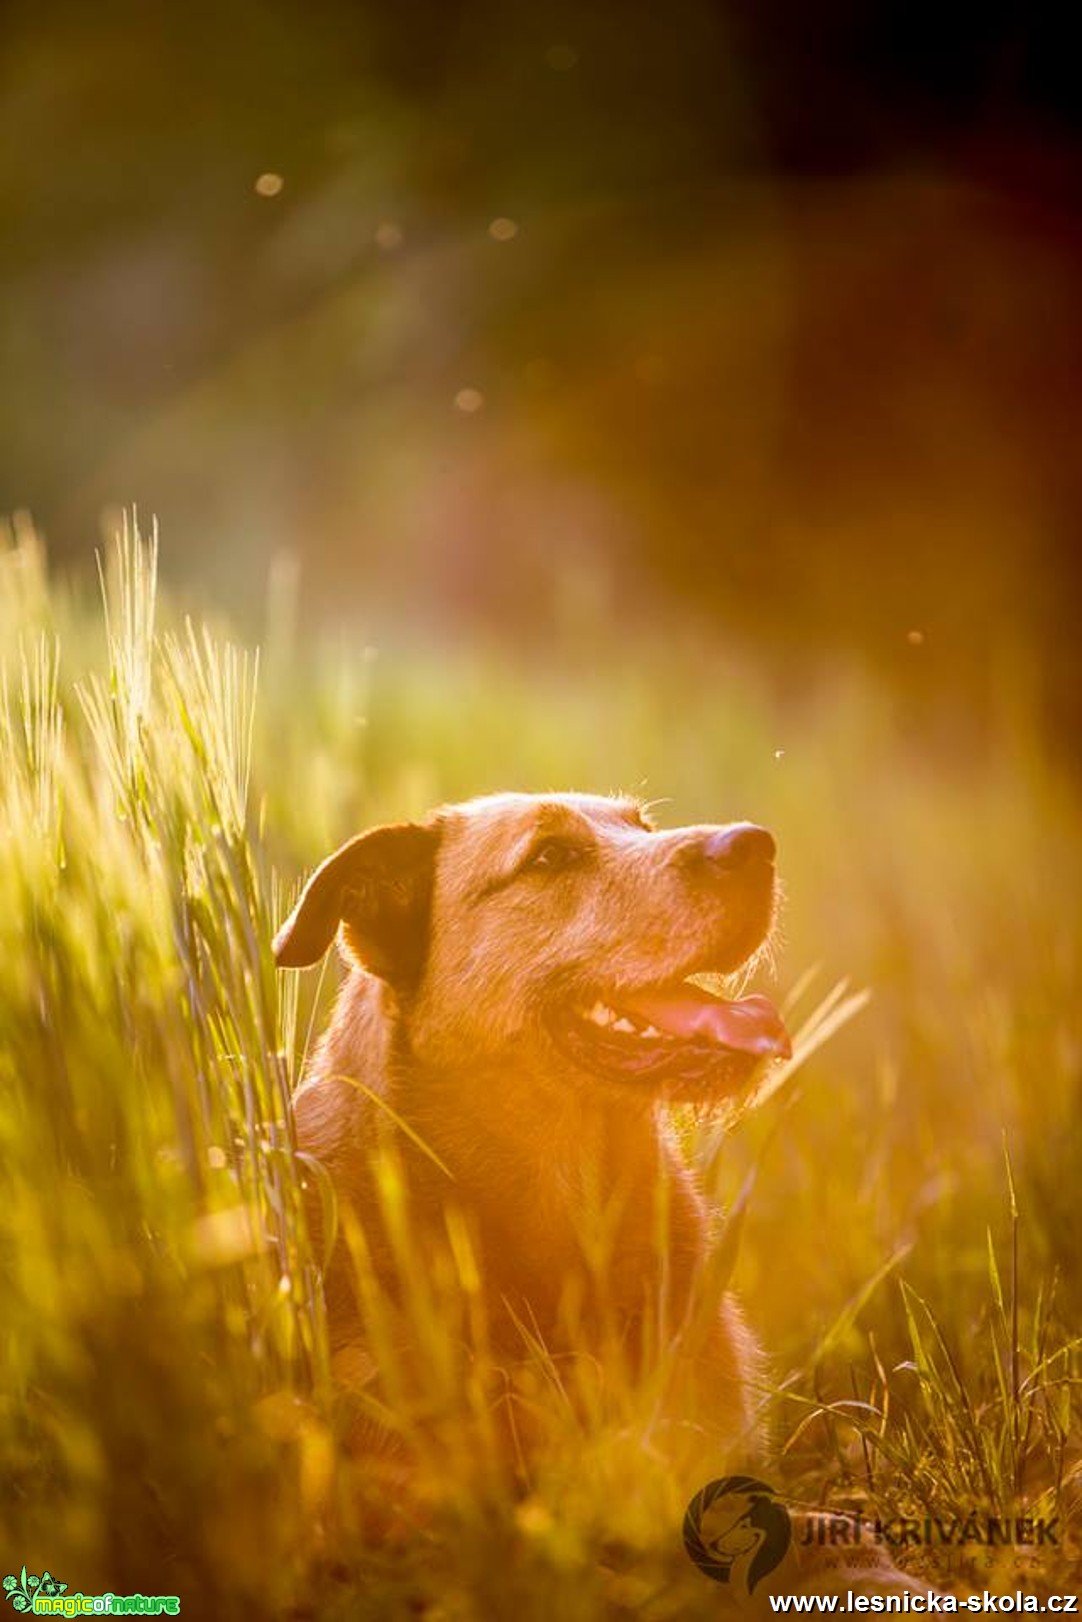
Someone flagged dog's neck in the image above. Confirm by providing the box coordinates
[394,1043,664,1185]
[388,1044,704,1331]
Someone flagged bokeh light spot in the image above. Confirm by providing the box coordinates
[454,388,484,414]
[254,172,284,197]
[489,217,519,241]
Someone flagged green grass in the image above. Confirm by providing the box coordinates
[0,515,1078,1617]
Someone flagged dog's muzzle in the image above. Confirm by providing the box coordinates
[549,818,788,1095]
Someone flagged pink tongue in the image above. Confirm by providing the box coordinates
[618,986,791,1058]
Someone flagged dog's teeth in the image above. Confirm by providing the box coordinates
[612,1017,636,1034]
[641,1024,662,1039]
[587,1001,614,1026]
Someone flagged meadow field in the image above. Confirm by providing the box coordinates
[0,518,1078,1618]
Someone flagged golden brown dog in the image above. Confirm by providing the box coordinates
[275,792,936,1599]
[274,791,789,1463]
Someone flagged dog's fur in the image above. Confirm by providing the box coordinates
[275,791,788,1463]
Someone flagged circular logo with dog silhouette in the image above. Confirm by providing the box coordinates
[683,1475,792,1596]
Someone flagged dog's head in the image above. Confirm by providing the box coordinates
[274,792,789,1102]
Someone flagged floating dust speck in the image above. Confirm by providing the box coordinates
[454,387,484,414]
[774,749,786,761]
[254,172,284,198]
[375,221,404,251]
[489,217,519,241]
[907,629,926,646]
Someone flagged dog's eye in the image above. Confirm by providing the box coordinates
[522,837,587,874]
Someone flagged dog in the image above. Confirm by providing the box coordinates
[274,792,787,1452]
[274,791,935,1599]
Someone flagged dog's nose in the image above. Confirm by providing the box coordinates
[701,823,776,869]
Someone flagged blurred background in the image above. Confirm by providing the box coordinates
[3,0,1081,750]
[2,9,1081,1604]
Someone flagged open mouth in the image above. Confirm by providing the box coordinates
[551,978,791,1094]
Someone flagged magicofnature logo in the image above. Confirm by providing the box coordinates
[3,1570,180,1615]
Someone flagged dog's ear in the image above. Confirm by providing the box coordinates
[273,820,440,987]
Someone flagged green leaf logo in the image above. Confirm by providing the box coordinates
[3,1569,67,1612]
